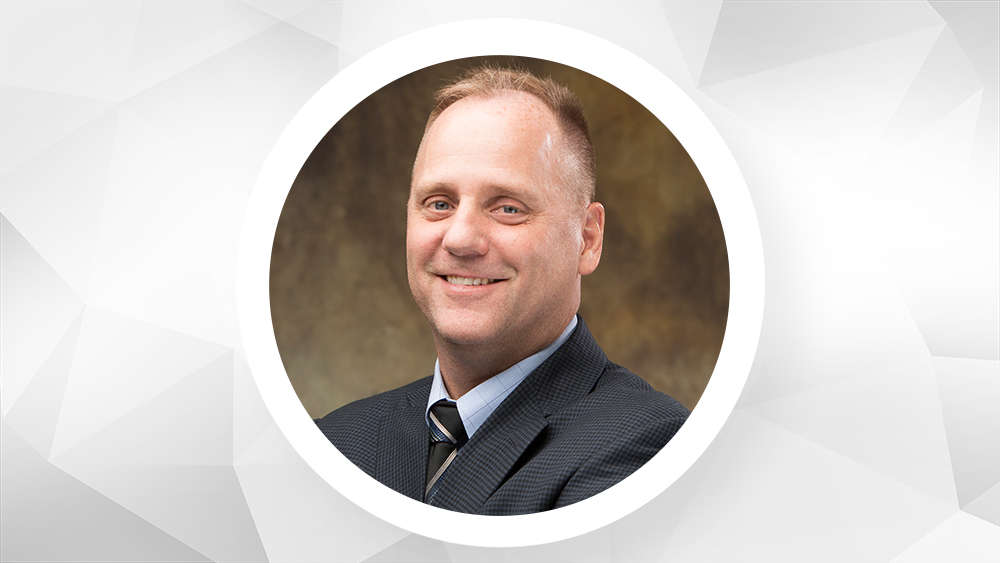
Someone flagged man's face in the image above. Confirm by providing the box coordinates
[406,92,601,354]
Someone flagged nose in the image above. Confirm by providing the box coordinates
[441,203,488,257]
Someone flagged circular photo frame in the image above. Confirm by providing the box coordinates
[238,18,763,547]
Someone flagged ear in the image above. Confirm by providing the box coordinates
[578,202,605,276]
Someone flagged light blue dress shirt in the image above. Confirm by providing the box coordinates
[425,315,578,438]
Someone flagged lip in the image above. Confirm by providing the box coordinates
[436,274,508,293]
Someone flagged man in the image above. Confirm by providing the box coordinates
[316,66,689,515]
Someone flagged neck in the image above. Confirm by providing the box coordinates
[435,313,575,399]
[436,348,508,399]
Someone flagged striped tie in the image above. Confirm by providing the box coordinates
[425,399,467,499]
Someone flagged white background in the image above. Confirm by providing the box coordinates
[2,2,998,561]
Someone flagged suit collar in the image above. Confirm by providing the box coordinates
[374,377,432,501]
[426,316,579,439]
[426,316,608,512]
[514,316,608,417]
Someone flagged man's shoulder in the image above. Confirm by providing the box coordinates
[591,362,690,420]
[518,317,689,431]
[314,376,432,433]
[546,361,689,438]
[313,376,431,476]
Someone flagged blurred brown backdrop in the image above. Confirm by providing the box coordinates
[271,57,729,417]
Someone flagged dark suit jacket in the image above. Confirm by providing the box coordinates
[315,317,689,515]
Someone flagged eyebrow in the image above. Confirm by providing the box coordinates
[411,181,540,205]
[411,181,455,197]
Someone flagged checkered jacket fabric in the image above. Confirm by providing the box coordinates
[314,317,690,515]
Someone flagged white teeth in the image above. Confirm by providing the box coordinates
[446,276,496,286]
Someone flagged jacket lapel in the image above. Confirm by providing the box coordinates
[426,393,549,512]
[375,379,431,501]
[427,317,608,513]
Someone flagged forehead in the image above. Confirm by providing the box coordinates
[430,91,559,140]
[412,93,566,195]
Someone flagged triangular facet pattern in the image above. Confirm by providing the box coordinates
[864,93,998,361]
[0,114,117,298]
[884,27,982,144]
[4,315,82,457]
[363,534,454,563]
[49,308,230,457]
[700,2,942,85]
[0,2,140,100]
[442,524,616,562]
[238,0,344,45]
[232,351,406,561]
[1,422,211,562]
[702,26,941,166]
[933,357,1000,507]
[124,0,280,96]
[0,215,84,415]
[661,0,724,82]
[54,463,267,563]
[53,352,235,468]
[600,411,953,561]
[931,3,1000,196]
[0,86,111,177]
[891,511,1000,562]
[234,440,407,562]
[47,351,264,561]
[749,370,957,505]
[966,480,1000,528]
[85,21,340,346]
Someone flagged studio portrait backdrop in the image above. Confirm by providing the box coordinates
[269,56,730,418]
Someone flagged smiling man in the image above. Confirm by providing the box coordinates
[316,66,689,515]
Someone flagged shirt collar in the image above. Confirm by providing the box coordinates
[425,315,578,438]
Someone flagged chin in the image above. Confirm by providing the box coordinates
[429,315,504,347]
[434,325,499,347]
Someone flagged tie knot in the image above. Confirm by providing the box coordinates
[429,400,467,447]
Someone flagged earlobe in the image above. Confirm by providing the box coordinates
[578,202,605,276]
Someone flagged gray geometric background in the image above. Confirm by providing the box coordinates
[2,1,997,561]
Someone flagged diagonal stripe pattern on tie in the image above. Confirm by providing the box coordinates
[425,399,468,500]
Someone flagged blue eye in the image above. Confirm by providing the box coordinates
[501,205,520,214]
[431,201,451,211]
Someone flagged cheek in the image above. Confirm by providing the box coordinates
[494,229,534,261]
[497,228,573,273]
[406,221,441,256]
[537,220,580,252]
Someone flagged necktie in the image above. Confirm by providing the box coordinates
[425,399,467,499]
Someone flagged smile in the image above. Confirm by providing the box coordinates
[443,276,501,286]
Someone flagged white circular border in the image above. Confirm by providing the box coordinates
[238,19,763,548]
